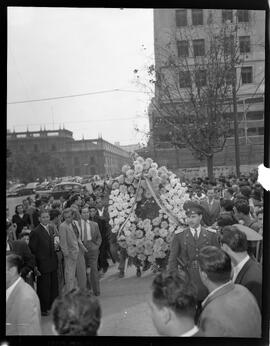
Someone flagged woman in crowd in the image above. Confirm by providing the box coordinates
[12,204,31,239]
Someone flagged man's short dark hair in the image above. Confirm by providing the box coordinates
[49,209,61,221]
[198,246,232,284]
[6,253,23,274]
[217,215,235,227]
[70,194,81,205]
[219,226,248,252]
[240,186,252,198]
[220,199,234,212]
[234,199,250,215]
[226,187,234,196]
[19,231,30,239]
[151,271,197,319]
[51,288,101,336]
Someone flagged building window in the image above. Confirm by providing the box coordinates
[239,36,250,53]
[74,157,79,165]
[222,10,233,23]
[192,9,203,25]
[195,70,207,87]
[34,144,38,152]
[247,128,257,136]
[241,66,253,84]
[176,9,187,27]
[90,156,95,164]
[179,71,192,88]
[246,111,264,120]
[237,10,249,23]
[258,127,264,136]
[193,39,205,57]
[177,40,189,57]
[224,35,234,55]
[51,144,56,151]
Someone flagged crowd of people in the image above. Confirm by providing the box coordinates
[6,170,264,336]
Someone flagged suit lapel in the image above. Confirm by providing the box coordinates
[235,259,252,284]
[197,227,207,246]
[186,228,196,248]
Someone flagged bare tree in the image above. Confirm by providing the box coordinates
[135,12,248,180]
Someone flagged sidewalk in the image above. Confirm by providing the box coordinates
[41,262,159,336]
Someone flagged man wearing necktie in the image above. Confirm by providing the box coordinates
[29,210,58,316]
[168,206,220,303]
[80,207,102,296]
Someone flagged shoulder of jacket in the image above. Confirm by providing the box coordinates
[204,227,217,233]
[174,227,187,235]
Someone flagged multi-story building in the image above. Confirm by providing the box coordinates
[7,128,131,177]
[147,9,265,175]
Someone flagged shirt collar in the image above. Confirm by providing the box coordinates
[190,225,201,236]
[201,281,232,308]
[232,255,250,282]
[6,277,21,302]
[180,325,199,337]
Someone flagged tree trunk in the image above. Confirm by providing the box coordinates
[206,155,214,181]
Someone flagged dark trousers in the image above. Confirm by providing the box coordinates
[98,242,109,272]
[37,270,58,312]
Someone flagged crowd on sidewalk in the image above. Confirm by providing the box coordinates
[6,170,264,337]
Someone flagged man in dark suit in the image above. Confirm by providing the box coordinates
[29,210,58,316]
[80,206,102,296]
[89,206,110,274]
[197,246,261,337]
[167,206,219,303]
[200,188,221,226]
[219,226,262,310]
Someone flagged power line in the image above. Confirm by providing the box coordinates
[7,88,149,105]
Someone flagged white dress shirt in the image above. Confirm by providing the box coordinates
[232,255,250,282]
[201,281,232,308]
[180,325,199,337]
[6,277,21,302]
[81,219,92,241]
[97,207,104,217]
[190,225,201,238]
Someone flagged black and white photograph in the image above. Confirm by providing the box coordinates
[5,5,268,339]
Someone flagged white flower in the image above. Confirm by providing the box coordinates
[151,163,158,169]
[159,228,168,237]
[122,165,131,174]
[134,163,143,174]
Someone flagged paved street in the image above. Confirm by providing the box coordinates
[41,262,159,336]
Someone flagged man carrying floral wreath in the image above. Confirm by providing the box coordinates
[167,205,220,303]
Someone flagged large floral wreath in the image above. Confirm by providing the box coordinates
[108,155,189,269]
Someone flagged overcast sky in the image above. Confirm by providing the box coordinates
[7,7,154,145]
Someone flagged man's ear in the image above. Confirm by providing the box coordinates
[161,306,171,325]
[51,324,58,335]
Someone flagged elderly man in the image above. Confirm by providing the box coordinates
[197,246,261,337]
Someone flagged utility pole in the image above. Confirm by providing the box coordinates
[232,81,240,177]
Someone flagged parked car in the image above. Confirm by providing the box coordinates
[50,182,84,200]
[6,184,25,197]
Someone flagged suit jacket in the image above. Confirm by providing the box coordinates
[168,226,219,301]
[200,200,221,226]
[59,221,80,261]
[9,240,35,277]
[29,224,58,274]
[79,219,102,251]
[198,282,261,337]
[6,278,42,335]
[235,258,262,311]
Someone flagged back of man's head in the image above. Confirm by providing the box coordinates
[198,246,232,285]
[51,289,101,336]
[220,199,234,212]
[151,271,197,319]
[220,226,248,253]
[234,199,250,215]
[6,253,23,274]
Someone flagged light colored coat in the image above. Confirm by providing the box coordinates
[198,282,261,337]
[6,278,42,335]
[59,221,80,261]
